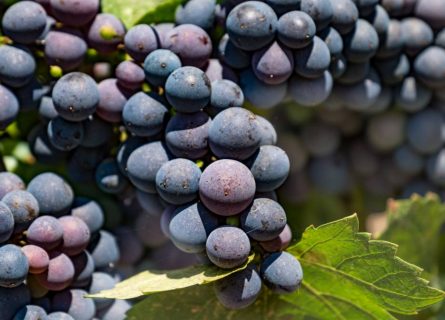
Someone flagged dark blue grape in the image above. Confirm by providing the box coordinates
[252,41,294,85]
[27,172,74,216]
[277,11,315,49]
[88,272,116,311]
[153,23,175,48]
[127,141,171,193]
[265,0,301,15]
[52,72,99,122]
[71,251,95,288]
[260,252,302,293]
[0,172,25,200]
[343,19,379,63]
[1,1,47,44]
[44,28,87,71]
[58,216,91,257]
[259,224,292,252]
[48,312,74,320]
[414,46,445,89]
[376,20,403,58]
[208,80,244,115]
[160,205,176,237]
[71,198,104,234]
[226,1,277,51]
[319,26,343,56]
[414,0,445,30]
[394,76,431,112]
[70,146,107,172]
[89,230,120,268]
[375,54,410,85]
[407,109,443,155]
[0,244,29,288]
[401,18,433,57]
[97,78,133,123]
[364,4,389,35]
[0,45,36,88]
[199,159,256,216]
[352,0,378,15]
[169,202,220,253]
[136,190,165,216]
[0,85,19,130]
[38,97,58,121]
[366,111,405,152]
[257,116,277,146]
[95,158,128,194]
[436,29,445,49]
[175,0,216,30]
[246,145,290,192]
[218,34,251,70]
[50,0,98,27]
[29,125,67,165]
[300,0,333,30]
[123,92,168,137]
[13,305,47,320]
[393,145,424,175]
[426,149,445,187]
[239,69,287,109]
[81,117,113,148]
[99,300,131,320]
[0,202,14,243]
[309,153,351,194]
[21,245,49,274]
[124,24,158,62]
[87,13,125,54]
[2,191,39,225]
[0,285,31,320]
[294,36,330,79]
[206,226,251,269]
[209,108,262,160]
[336,60,368,84]
[289,71,333,106]
[165,66,211,113]
[143,49,182,87]
[164,24,212,68]
[206,58,239,85]
[240,198,286,241]
[115,61,145,90]
[330,0,359,34]
[47,117,84,151]
[214,266,261,309]
[329,54,347,79]
[116,137,146,176]
[165,111,211,159]
[14,77,50,111]
[52,289,96,320]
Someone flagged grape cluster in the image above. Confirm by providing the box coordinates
[0,171,130,320]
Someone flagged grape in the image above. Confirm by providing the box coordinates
[27,173,74,216]
[0,285,31,320]
[52,289,96,320]
[209,108,262,160]
[134,213,169,248]
[89,230,120,268]
[13,305,47,320]
[0,202,14,243]
[92,62,113,81]
[28,125,68,165]
[199,159,256,215]
[401,18,433,57]
[114,226,144,265]
[127,141,171,193]
[319,26,343,56]
[115,61,145,90]
[21,245,49,274]
[329,54,347,79]
[364,5,389,35]
[48,312,74,320]
[206,226,251,269]
[426,149,445,187]
[436,29,445,49]
[308,153,351,194]
[160,206,176,237]
[0,85,19,130]
[71,198,104,234]
[261,252,302,293]
[169,202,220,253]
[376,19,404,59]
[394,145,424,175]
[116,137,146,176]
[0,45,36,88]
[2,191,39,225]
[143,49,182,87]
[300,0,333,30]
[330,0,359,34]
[0,245,29,288]
[352,0,378,15]
[1,1,47,44]
[277,11,316,49]
[218,34,251,70]
[257,116,277,146]
[239,69,287,108]
[175,0,216,30]
[414,0,445,30]
[57,216,91,256]
[50,0,99,27]
[88,272,116,311]
[95,158,129,194]
[70,147,106,173]
[165,66,211,113]
[294,36,330,79]
[394,76,431,112]
[259,224,292,252]
[336,60,368,84]
[0,172,25,200]
[14,77,50,111]
[155,159,201,205]
[214,266,261,309]
[87,13,126,54]
[52,72,99,122]
[123,92,169,137]
[303,122,341,157]
[375,54,410,85]
[165,111,211,159]
[366,111,405,152]
[343,19,379,63]
[289,71,333,107]
[209,80,244,115]
[406,109,443,155]
[252,41,294,85]
[81,117,113,148]
[136,190,165,216]
[240,198,287,241]
[44,28,87,71]
[205,59,239,88]
[97,78,132,123]
[47,117,84,151]
[152,23,175,48]
[164,24,212,68]
[225,1,277,51]
[99,299,131,320]
[71,251,95,288]
[38,97,58,121]
[414,46,445,89]
[124,24,158,62]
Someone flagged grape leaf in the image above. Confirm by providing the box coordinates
[101,0,185,28]
[284,214,444,319]
[87,255,255,299]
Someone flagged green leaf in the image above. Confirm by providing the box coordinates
[285,214,444,319]
[101,0,185,28]
[87,255,255,299]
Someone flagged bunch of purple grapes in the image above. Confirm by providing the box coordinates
[0,171,130,320]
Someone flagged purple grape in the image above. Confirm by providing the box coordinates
[2,190,39,225]
[204,59,239,84]
[152,23,175,48]
[134,213,169,248]
[124,24,158,62]
[50,0,99,27]
[71,198,104,234]
[277,10,316,49]
[259,224,292,252]
[87,13,125,54]
[115,61,145,90]
[0,172,25,200]
[27,216,63,250]
[97,78,132,123]
[52,289,96,320]
[58,216,91,256]
[114,227,144,266]
[71,251,95,288]
[21,245,49,274]
[414,0,445,30]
